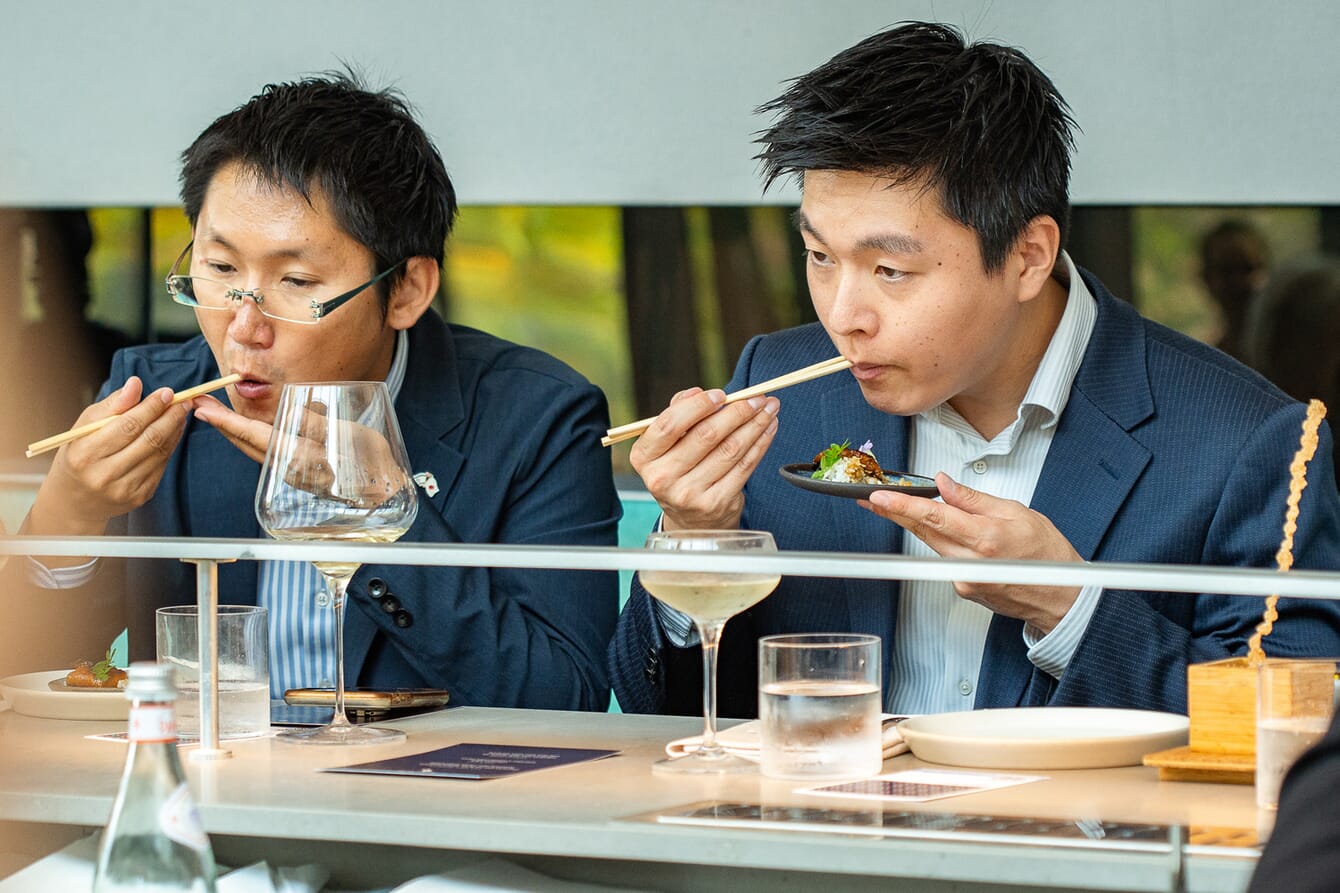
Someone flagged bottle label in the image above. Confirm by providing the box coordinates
[159,783,211,852]
[127,704,176,743]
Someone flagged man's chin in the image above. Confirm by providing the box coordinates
[856,381,923,417]
[230,398,277,427]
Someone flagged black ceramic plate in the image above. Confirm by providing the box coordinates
[779,463,940,500]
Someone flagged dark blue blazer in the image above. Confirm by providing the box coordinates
[611,270,1340,717]
[106,311,620,710]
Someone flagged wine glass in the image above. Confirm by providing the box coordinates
[640,529,780,773]
[255,382,418,745]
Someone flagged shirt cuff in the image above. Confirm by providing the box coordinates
[1023,585,1101,679]
[26,555,100,589]
[652,597,701,647]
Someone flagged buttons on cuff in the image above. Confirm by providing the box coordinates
[366,578,411,627]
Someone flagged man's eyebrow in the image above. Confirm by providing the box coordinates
[856,232,924,256]
[792,210,924,256]
[198,231,311,262]
[793,209,821,241]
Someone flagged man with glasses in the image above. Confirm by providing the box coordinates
[22,72,620,711]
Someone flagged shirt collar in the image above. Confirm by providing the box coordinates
[1018,250,1097,429]
[385,328,409,401]
[919,251,1096,436]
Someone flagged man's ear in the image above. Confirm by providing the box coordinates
[385,256,440,330]
[1014,215,1062,304]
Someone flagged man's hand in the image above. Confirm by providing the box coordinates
[195,397,410,507]
[192,395,274,462]
[26,377,192,543]
[864,473,1082,634]
[630,387,780,531]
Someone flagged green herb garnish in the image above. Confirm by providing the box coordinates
[90,647,116,683]
[811,440,850,479]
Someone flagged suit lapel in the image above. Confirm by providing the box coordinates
[979,276,1154,707]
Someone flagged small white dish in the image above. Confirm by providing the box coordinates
[897,707,1189,770]
[0,670,129,721]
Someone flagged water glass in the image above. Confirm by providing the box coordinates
[759,633,882,780]
[1255,658,1335,810]
[156,605,270,740]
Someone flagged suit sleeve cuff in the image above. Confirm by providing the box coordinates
[1024,585,1102,679]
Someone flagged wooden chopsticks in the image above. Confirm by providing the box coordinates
[25,374,241,458]
[601,357,852,447]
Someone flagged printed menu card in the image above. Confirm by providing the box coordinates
[323,742,619,780]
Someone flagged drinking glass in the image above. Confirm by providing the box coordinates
[1255,658,1336,809]
[255,382,418,745]
[640,529,780,773]
[758,633,882,780]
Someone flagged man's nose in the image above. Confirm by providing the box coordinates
[826,273,877,334]
[225,291,273,343]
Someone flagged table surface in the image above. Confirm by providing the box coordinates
[0,703,1266,893]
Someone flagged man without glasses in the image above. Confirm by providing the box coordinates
[610,22,1340,718]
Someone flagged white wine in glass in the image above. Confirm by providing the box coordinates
[640,529,780,774]
[256,381,418,745]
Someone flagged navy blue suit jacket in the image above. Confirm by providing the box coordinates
[611,270,1340,717]
[104,311,620,710]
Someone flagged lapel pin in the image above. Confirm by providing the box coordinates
[412,471,439,498]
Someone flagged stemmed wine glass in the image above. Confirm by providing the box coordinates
[255,382,418,745]
[640,529,781,773]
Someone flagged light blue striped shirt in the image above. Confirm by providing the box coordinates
[654,253,1100,715]
[29,330,410,699]
[261,329,409,696]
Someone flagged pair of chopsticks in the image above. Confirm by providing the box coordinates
[601,357,852,447]
[25,374,241,458]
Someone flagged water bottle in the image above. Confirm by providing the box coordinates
[92,661,218,892]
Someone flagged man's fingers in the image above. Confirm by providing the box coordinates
[194,401,274,462]
[865,488,973,554]
[936,473,1009,517]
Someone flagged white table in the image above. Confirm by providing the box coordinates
[0,705,1264,892]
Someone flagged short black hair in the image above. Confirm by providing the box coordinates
[755,22,1076,273]
[179,69,457,300]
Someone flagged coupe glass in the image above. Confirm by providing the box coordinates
[640,529,780,773]
[255,382,418,745]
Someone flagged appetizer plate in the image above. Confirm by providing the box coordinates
[0,670,129,721]
[780,463,940,500]
[897,707,1189,770]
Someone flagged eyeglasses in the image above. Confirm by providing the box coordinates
[164,241,406,325]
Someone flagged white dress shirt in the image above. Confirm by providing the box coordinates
[891,253,1098,713]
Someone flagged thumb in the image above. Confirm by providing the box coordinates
[936,472,993,515]
[105,376,144,414]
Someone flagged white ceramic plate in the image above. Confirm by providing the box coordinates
[0,670,129,721]
[897,707,1189,770]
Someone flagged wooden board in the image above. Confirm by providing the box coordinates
[1143,745,1254,785]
